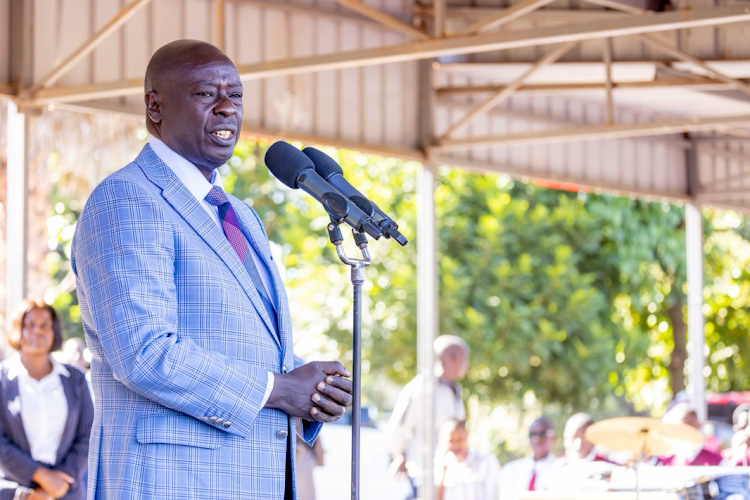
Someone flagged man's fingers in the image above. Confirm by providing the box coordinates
[325,375,353,395]
[310,393,346,418]
[59,472,75,484]
[317,361,351,377]
[309,406,341,423]
[317,381,353,407]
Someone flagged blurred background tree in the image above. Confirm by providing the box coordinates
[40,131,750,446]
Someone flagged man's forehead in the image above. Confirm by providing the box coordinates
[175,60,240,82]
[530,421,551,431]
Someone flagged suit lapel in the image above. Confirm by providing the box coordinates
[134,145,281,348]
[2,375,31,453]
[231,199,292,350]
[56,371,77,465]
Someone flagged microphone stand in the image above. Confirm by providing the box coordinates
[326,218,371,500]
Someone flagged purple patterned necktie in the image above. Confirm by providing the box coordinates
[205,186,278,333]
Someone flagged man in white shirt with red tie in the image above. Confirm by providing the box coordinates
[499,417,557,500]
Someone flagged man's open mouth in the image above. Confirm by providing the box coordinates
[212,130,235,140]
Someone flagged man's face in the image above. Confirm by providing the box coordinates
[440,349,468,382]
[446,426,469,462]
[151,59,243,177]
[529,421,554,459]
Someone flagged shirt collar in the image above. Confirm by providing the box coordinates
[149,137,223,202]
[7,354,70,381]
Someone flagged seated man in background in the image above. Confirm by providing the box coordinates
[556,413,617,466]
[661,403,722,466]
[435,419,500,500]
[499,417,557,500]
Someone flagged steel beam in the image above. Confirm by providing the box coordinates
[436,78,730,95]
[438,41,577,140]
[453,0,557,35]
[640,34,750,97]
[29,0,153,91]
[431,153,692,201]
[417,162,438,500]
[5,101,28,332]
[30,6,750,103]
[604,38,615,124]
[215,0,226,51]
[434,114,750,151]
[230,6,750,80]
[335,0,428,39]
[686,203,707,423]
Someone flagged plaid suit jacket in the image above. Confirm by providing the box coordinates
[71,145,321,500]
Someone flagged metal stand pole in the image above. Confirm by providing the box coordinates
[327,220,371,500]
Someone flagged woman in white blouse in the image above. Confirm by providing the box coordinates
[0,299,93,500]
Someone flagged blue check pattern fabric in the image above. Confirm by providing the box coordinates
[205,186,278,335]
[71,145,321,500]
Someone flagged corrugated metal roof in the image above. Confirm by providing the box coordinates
[4,0,750,206]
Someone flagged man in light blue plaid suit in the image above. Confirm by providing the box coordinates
[71,40,354,500]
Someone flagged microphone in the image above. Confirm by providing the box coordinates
[264,141,382,240]
[302,147,408,246]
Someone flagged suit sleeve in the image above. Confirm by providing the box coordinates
[56,371,93,479]
[0,433,41,487]
[0,379,41,486]
[72,178,269,439]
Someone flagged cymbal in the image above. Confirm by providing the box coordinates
[585,417,704,456]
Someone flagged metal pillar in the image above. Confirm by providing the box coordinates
[686,202,706,423]
[6,101,28,330]
[417,162,438,500]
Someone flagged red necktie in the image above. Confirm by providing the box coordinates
[528,469,536,491]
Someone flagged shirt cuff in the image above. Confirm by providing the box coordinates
[261,372,274,408]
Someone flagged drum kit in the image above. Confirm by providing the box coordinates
[584,417,750,500]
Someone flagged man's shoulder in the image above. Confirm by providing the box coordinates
[503,456,531,470]
[91,161,149,195]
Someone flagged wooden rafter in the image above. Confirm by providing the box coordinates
[333,0,429,39]
[215,0,225,51]
[433,114,750,151]
[435,78,733,95]
[640,34,750,97]
[603,38,615,125]
[453,0,558,35]
[28,0,153,92]
[438,41,577,141]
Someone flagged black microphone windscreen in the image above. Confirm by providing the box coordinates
[265,141,314,189]
[302,147,343,179]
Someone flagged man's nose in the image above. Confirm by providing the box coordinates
[214,95,237,117]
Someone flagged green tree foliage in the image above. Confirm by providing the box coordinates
[43,137,750,416]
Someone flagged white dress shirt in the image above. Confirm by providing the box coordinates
[149,138,275,406]
[8,355,69,465]
[439,451,502,500]
[386,375,466,477]
[498,453,557,500]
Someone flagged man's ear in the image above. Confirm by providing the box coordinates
[145,91,162,125]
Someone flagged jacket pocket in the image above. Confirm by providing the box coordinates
[135,414,226,449]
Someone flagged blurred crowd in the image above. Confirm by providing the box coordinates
[2,302,749,500]
[384,335,750,500]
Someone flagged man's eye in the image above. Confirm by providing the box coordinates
[196,92,213,97]
[231,93,243,99]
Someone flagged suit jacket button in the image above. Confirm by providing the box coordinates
[208,417,218,423]
[215,418,225,426]
[282,365,287,374]
[277,430,289,439]
[223,421,232,428]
